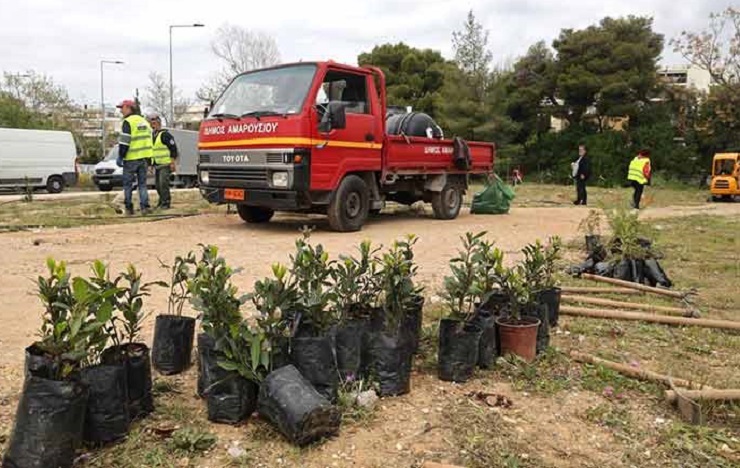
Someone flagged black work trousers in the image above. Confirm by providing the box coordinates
[575,179,588,205]
[631,180,645,209]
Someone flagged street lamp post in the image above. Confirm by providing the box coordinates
[169,23,204,127]
[100,60,124,158]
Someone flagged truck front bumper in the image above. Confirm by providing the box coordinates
[200,186,313,211]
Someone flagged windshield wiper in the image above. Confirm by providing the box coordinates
[240,110,286,120]
[208,113,241,122]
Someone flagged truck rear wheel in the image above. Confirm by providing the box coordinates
[237,205,274,224]
[328,175,370,232]
[46,175,64,194]
[431,184,462,220]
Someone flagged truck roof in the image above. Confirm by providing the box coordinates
[235,61,372,77]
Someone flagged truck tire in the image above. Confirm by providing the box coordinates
[237,205,274,224]
[431,184,462,220]
[46,175,64,194]
[327,175,370,232]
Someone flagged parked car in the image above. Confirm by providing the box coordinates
[0,128,78,193]
[93,129,198,192]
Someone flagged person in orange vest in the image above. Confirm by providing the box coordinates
[627,149,652,209]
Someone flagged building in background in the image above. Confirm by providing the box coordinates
[69,104,119,138]
[658,65,712,93]
[177,104,207,129]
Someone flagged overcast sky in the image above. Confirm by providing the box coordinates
[0,0,726,107]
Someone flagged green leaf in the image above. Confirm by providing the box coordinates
[250,337,261,370]
[217,360,238,372]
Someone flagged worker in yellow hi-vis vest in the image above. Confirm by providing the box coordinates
[627,149,652,209]
[147,114,178,209]
[116,99,152,216]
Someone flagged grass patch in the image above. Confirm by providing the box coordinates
[499,183,707,209]
[446,400,555,468]
[0,191,222,230]
[491,348,577,395]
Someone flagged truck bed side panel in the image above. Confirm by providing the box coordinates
[383,136,494,175]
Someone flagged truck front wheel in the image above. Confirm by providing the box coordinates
[328,175,370,232]
[431,184,462,220]
[237,205,274,224]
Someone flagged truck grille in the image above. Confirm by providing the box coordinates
[199,154,210,164]
[209,168,267,183]
[96,168,115,175]
[714,180,730,189]
[266,154,284,164]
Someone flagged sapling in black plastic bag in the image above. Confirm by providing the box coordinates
[152,252,197,375]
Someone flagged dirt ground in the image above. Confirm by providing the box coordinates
[1,202,739,467]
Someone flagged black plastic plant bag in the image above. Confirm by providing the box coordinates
[403,295,425,355]
[24,344,60,380]
[197,333,219,398]
[644,258,672,288]
[80,364,129,444]
[335,318,368,382]
[290,335,338,403]
[206,372,258,424]
[365,328,412,396]
[257,365,340,446]
[101,343,153,420]
[151,315,196,375]
[522,302,550,355]
[437,319,482,383]
[536,287,562,328]
[2,376,88,468]
[471,308,497,369]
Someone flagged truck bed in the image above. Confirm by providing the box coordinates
[384,135,495,175]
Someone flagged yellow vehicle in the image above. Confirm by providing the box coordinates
[710,153,740,201]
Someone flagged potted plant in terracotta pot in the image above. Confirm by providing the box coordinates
[437,232,485,383]
[152,252,197,375]
[494,265,540,362]
[288,230,340,402]
[331,240,381,381]
[189,245,245,399]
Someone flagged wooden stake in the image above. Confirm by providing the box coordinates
[561,286,643,295]
[560,305,740,331]
[570,351,710,390]
[581,273,692,300]
[665,389,740,403]
[562,295,690,316]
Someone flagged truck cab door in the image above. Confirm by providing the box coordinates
[311,69,381,190]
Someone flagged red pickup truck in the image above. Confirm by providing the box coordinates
[198,61,495,231]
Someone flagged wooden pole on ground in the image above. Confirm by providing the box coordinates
[560,305,740,331]
[561,286,643,296]
[580,273,692,300]
[570,351,710,390]
[562,295,691,316]
[665,389,740,403]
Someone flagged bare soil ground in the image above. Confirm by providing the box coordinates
[0,202,739,467]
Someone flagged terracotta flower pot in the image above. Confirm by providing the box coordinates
[496,316,540,362]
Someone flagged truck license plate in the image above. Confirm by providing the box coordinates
[224,188,245,201]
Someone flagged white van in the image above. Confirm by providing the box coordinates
[0,128,78,193]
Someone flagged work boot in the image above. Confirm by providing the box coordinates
[125,208,135,216]
[141,207,151,216]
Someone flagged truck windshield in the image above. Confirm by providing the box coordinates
[715,158,737,176]
[208,65,317,119]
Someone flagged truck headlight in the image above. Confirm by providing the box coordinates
[200,171,209,184]
[272,171,289,188]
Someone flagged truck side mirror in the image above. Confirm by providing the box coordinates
[319,101,346,133]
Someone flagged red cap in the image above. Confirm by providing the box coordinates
[116,99,136,108]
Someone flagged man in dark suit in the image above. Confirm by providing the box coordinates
[572,144,591,205]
